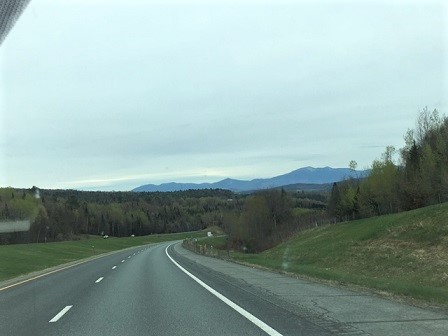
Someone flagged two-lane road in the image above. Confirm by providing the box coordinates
[0,242,330,336]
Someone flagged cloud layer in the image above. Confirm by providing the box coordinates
[1,1,446,190]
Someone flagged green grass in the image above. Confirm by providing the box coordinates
[0,231,206,282]
[195,236,228,249]
[292,207,314,216]
[229,203,448,306]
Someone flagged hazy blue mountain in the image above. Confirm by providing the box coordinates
[132,166,368,192]
[132,182,213,192]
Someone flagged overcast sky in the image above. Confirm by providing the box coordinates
[0,0,446,191]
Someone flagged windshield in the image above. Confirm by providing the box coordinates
[1,1,447,336]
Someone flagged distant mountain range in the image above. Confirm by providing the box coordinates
[132,167,369,193]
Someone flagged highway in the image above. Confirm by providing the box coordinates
[0,242,330,336]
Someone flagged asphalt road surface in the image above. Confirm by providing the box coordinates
[0,242,332,336]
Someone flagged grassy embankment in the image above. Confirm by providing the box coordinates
[0,231,206,282]
[194,203,448,306]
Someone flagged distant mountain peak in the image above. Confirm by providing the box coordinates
[132,166,369,193]
[302,166,316,171]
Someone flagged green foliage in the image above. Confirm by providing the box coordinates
[328,180,359,220]
[0,189,40,221]
[400,107,448,209]
[329,107,448,221]
[227,190,293,252]
[360,151,399,215]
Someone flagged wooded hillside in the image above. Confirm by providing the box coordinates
[328,107,448,221]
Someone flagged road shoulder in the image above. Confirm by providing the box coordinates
[172,242,448,336]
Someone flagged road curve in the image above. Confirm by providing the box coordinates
[0,242,330,336]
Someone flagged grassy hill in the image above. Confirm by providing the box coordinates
[229,202,448,305]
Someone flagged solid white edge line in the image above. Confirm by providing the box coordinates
[95,277,104,283]
[49,305,73,323]
[165,244,283,336]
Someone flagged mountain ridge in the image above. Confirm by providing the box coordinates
[132,166,368,192]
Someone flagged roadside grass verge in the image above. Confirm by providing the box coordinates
[195,236,228,249]
[193,203,448,306]
[183,235,229,257]
[0,231,205,282]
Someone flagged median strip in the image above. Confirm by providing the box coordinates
[49,305,72,323]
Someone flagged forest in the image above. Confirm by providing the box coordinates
[328,107,448,221]
[0,188,237,244]
[0,184,326,246]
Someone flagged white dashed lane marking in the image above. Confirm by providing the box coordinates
[49,305,73,323]
[95,277,104,283]
[112,266,117,270]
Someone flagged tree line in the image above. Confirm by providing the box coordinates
[328,107,448,221]
[0,188,238,244]
[0,183,329,249]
